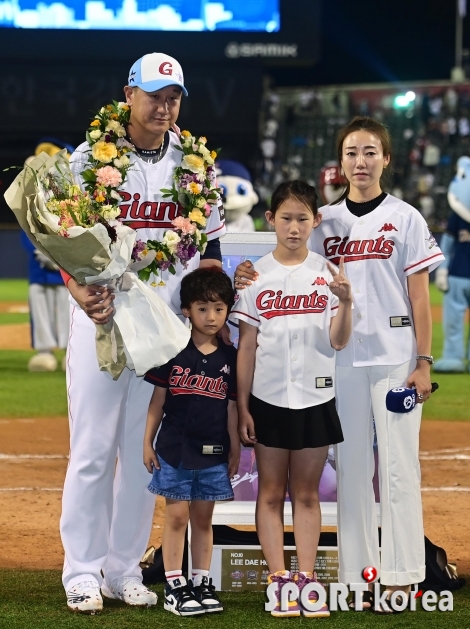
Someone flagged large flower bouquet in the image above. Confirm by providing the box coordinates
[4,105,191,379]
[135,131,221,284]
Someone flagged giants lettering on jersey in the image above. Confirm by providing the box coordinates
[119,192,182,229]
[169,366,228,399]
[324,236,395,264]
[256,290,328,319]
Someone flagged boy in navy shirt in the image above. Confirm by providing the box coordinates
[143,268,239,617]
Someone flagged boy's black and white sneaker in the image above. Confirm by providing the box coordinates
[164,577,205,616]
[192,576,224,613]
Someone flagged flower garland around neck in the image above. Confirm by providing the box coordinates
[79,101,135,229]
[81,102,221,285]
[132,130,221,286]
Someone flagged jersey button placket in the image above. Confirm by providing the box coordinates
[349,223,372,362]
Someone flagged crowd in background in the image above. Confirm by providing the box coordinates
[253,82,470,231]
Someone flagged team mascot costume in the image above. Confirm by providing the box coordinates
[215,159,258,232]
[319,161,347,205]
[22,138,74,372]
[434,155,470,373]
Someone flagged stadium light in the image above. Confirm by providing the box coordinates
[394,91,416,108]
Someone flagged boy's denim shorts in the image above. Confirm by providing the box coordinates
[148,456,234,501]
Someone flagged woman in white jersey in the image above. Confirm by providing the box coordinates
[235,117,444,613]
[60,53,227,614]
[230,180,352,618]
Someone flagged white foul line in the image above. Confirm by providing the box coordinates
[421,487,470,492]
[0,487,62,492]
[0,454,67,460]
[420,447,470,455]
[420,454,470,460]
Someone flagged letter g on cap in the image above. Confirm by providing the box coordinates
[159,62,173,76]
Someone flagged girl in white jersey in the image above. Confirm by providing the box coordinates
[235,118,444,613]
[230,180,352,618]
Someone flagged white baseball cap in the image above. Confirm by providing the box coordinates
[127,53,188,96]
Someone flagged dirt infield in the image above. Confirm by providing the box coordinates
[0,417,469,576]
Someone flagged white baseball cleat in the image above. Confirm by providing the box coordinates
[101,577,158,606]
[66,580,103,614]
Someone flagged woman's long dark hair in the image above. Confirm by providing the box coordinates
[332,116,393,205]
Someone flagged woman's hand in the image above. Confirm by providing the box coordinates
[407,363,432,403]
[238,410,257,445]
[68,278,115,325]
[327,257,352,302]
[234,260,258,291]
[143,442,160,473]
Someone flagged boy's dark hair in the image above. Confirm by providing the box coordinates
[270,180,318,216]
[180,267,235,312]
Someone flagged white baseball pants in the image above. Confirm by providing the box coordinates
[29,284,69,351]
[60,305,156,591]
[335,361,425,586]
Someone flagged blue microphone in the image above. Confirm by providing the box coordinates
[386,383,439,414]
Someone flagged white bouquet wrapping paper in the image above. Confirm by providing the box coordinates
[4,150,190,380]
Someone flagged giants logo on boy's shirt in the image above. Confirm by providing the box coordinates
[119,192,181,229]
[323,235,395,265]
[256,289,329,319]
[168,366,228,399]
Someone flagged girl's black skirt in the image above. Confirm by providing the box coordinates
[249,394,344,450]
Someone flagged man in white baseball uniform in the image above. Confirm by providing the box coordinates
[60,53,226,614]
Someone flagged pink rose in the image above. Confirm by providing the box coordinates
[96,165,122,188]
[204,203,212,217]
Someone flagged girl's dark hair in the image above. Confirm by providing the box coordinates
[332,116,393,205]
[180,267,235,313]
[270,180,318,216]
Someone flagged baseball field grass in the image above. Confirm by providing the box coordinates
[2,279,468,420]
[0,279,469,625]
[0,570,469,628]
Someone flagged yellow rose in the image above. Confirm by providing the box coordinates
[182,154,205,174]
[188,209,207,226]
[90,119,100,127]
[204,154,214,166]
[210,150,217,159]
[181,130,191,137]
[89,129,102,141]
[95,194,106,203]
[106,120,120,132]
[92,141,118,164]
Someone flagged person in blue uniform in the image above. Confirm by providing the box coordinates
[21,231,69,371]
[434,210,470,372]
[143,267,239,617]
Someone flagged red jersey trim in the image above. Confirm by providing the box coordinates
[170,388,226,399]
[121,220,225,235]
[404,252,444,272]
[206,222,225,236]
[60,269,72,285]
[145,374,168,386]
[261,308,325,320]
[123,221,174,230]
[331,305,339,311]
[330,253,392,265]
[231,310,260,323]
